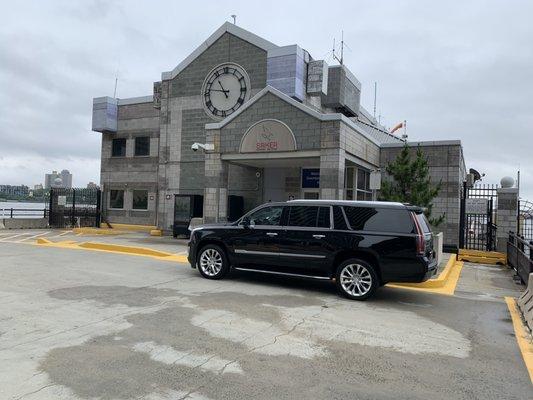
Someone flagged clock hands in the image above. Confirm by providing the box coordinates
[217,80,229,98]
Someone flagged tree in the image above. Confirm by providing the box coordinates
[379,143,444,226]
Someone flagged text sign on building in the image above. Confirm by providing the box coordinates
[57,196,67,206]
[240,119,297,153]
[466,198,488,215]
[302,168,320,188]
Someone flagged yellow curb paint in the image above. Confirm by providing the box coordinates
[387,257,464,296]
[34,239,189,264]
[72,227,127,236]
[36,237,51,244]
[108,223,156,232]
[457,249,506,265]
[78,242,171,258]
[505,297,533,384]
[150,229,163,236]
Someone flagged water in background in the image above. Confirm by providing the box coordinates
[0,201,47,218]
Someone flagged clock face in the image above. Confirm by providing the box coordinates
[202,64,250,118]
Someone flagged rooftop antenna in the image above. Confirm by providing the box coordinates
[332,30,347,65]
[113,71,119,98]
[373,82,377,119]
[231,14,237,24]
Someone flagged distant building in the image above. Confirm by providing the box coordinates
[34,184,43,190]
[0,184,29,197]
[44,170,73,189]
[87,182,99,189]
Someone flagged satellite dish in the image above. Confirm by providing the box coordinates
[469,168,482,183]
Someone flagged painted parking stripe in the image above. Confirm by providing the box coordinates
[48,231,73,239]
[16,231,51,242]
[0,233,31,242]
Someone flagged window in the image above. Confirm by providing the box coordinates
[110,190,124,209]
[333,205,349,230]
[134,137,150,156]
[415,212,432,233]
[345,166,372,201]
[317,207,331,228]
[343,206,414,233]
[287,206,331,228]
[132,190,148,210]
[112,138,126,157]
[248,206,283,226]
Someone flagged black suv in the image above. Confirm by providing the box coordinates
[187,200,436,300]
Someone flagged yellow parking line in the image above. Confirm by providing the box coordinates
[387,257,464,296]
[505,297,533,384]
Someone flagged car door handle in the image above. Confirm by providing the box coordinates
[266,232,278,237]
[313,234,325,239]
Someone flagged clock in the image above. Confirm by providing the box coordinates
[201,63,250,118]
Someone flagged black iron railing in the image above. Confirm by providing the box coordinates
[507,231,533,285]
[0,208,48,219]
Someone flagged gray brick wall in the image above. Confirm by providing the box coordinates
[101,101,160,226]
[219,92,322,153]
[169,32,267,98]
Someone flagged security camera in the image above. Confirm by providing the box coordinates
[191,142,214,152]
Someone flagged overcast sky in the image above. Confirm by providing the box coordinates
[1,0,532,199]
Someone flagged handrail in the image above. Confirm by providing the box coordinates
[507,231,533,285]
[0,208,48,218]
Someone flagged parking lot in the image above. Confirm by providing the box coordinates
[0,231,531,399]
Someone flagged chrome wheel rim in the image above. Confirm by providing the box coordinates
[340,264,372,297]
[199,248,223,276]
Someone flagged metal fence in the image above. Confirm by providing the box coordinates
[459,183,498,251]
[507,231,532,285]
[48,188,101,228]
[1,208,48,219]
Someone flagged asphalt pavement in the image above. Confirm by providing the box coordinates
[0,237,530,400]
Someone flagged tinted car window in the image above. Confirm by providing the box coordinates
[287,206,331,228]
[317,207,331,228]
[333,205,349,230]
[248,206,283,226]
[343,206,414,233]
[415,213,431,233]
[288,206,319,227]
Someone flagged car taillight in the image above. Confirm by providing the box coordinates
[412,213,426,255]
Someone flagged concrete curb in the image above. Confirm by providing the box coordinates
[517,273,533,333]
[35,239,188,263]
[72,227,127,235]
[108,223,156,232]
[391,256,458,289]
[387,257,464,296]
[457,249,507,265]
[505,297,533,384]
[78,242,172,258]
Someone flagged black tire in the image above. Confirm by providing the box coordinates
[197,244,229,280]
[335,258,379,301]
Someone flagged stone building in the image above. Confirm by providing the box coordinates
[92,22,466,248]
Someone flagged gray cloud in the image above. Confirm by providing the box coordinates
[0,0,531,200]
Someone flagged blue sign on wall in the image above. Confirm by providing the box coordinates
[302,168,320,188]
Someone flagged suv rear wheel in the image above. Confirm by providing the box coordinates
[197,244,229,280]
[336,258,378,300]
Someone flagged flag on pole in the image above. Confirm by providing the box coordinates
[390,121,404,134]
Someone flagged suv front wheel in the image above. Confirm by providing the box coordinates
[336,258,378,300]
[197,244,229,280]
